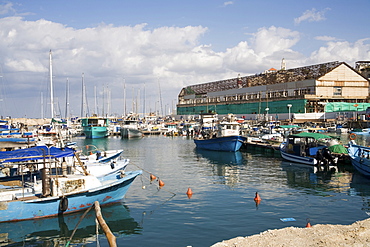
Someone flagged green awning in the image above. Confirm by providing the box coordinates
[278,125,300,128]
[289,132,333,140]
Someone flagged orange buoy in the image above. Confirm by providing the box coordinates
[158,179,165,187]
[254,192,261,202]
[150,174,157,181]
[306,218,311,228]
[186,188,193,195]
[186,188,193,199]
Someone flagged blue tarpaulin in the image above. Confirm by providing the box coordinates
[0,146,75,163]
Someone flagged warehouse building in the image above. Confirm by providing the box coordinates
[177,61,370,121]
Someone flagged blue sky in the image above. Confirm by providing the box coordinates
[0,0,369,118]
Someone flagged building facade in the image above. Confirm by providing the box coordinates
[177,61,370,118]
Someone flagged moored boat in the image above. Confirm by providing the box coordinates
[120,113,144,138]
[194,114,246,152]
[0,144,141,223]
[279,132,339,170]
[80,116,109,139]
[347,142,370,177]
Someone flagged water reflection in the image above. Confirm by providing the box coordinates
[350,173,370,214]
[280,161,350,192]
[195,149,243,165]
[0,202,140,246]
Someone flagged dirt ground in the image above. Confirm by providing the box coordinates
[211,218,370,247]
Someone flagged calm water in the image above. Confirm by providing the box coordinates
[2,134,370,246]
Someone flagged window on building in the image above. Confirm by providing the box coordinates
[334,87,342,96]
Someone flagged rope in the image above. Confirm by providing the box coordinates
[96,218,100,247]
[65,204,95,247]
[129,162,176,196]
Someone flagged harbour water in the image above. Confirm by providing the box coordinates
[2,134,370,246]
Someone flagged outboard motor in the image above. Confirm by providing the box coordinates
[322,147,335,165]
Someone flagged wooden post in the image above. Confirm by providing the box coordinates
[94,201,117,247]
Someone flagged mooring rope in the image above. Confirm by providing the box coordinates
[65,204,95,247]
[128,162,177,196]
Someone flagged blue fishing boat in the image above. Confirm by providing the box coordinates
[347,142,370,177]
[194,114,246,152]
[80,116,109,139]
[0,146,142,223]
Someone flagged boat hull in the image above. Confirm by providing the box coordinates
[82,126,109,139]
[279,142,317,166]
[0,170,142,223]
[347,144,370,177]
[194,136,246,152]
[120,128,143,138]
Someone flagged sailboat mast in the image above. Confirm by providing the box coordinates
[81,73,84,117]
[123,79,126,117]
[65,78,69,119]
[158,80,163,116]
[49,50,54,119]
[94,86,97,115]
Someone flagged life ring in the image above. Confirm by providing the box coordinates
[349,133,357,140]
[59,196,69,212]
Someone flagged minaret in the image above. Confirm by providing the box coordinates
[281,58,286,70]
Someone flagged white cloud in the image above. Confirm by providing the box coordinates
[315,36,337,42]
[0,2,15,15]
[294,8,330,25]
[0,14,368,118]
[309,38,370,64]
[223,1,234,7]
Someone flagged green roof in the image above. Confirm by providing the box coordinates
[290,132,333,140]
[279,125,300,128]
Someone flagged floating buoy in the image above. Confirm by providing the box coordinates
[186,188,193,199]
[186,188,193,195]
[306,218,311,228]
[158,179,165,187]
[254,192,261,202]
[150,174,157,181]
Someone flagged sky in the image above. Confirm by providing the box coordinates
[0,0,369,119]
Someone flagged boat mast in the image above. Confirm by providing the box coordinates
[94,85,97,115]
[81,73,84,117]
[65,78,69,119]
[158,79,163,116]
[41,92,43,119]
[123,79,126,117]
[49,50,54,119]
[143,82,146,118]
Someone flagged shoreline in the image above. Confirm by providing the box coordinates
[211,218,370,247]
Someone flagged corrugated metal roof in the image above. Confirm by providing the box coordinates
[181,61,342,96]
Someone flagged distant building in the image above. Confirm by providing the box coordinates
[177,61,370,117]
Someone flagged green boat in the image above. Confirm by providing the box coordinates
[81,117,109,139]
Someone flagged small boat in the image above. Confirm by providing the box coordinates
[80,116,109,139]
[77,149,129,176]
[279,132,338,170]
[194,114,246,152]
[0,145,142,222]
[347,142,370,177]
[120,113,144,138]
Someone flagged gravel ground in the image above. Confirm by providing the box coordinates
[211,218,370,247]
